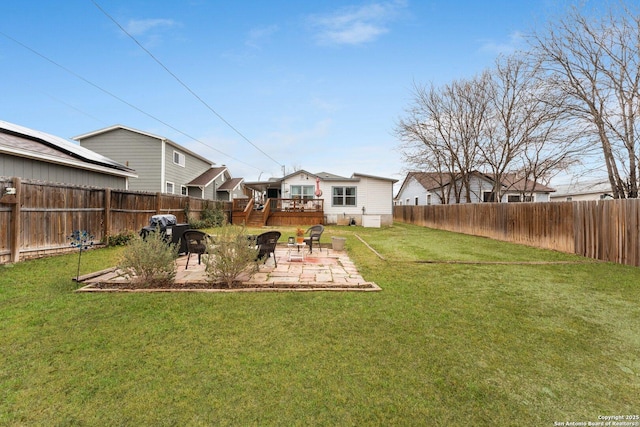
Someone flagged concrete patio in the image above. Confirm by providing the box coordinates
[76,244,380,292]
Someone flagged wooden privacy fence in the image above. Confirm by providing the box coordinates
[0,177,230,263]
[394,199,640,267]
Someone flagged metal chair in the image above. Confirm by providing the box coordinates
[304,224,324,253]
[182,230,208,270]
[256,231,281,267]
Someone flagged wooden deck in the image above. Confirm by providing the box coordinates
[232,198,324,227]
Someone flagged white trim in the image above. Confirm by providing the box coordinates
[161,139,166,192]
[331,185,357,207]
[166,181,175,194]
[173,150,185,167]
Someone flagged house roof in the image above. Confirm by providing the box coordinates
[551,180,612,197]
[398,171,554,196]
[352,172,398,183]
[403,172,454,192]
[73,124,216,167]
[280,170,397,183]
[0,120,137,178]
[217,178,243,192]
[479,172,555,193]
[244,170,397,193]
[186,166,228,187]
[315,171,349,180]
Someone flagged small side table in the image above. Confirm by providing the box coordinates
[288,241,306,262]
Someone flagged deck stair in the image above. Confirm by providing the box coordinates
[246,209,266,227]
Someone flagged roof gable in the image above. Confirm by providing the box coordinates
[73,124,216,167]
[218,177,243,191]
[187,167,229,187]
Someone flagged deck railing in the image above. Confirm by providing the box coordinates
[231,198,254,224]
[270,198,324,212]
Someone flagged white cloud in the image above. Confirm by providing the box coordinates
[309,0,407,46]
[125,18,177,36]
[478,31,525,55]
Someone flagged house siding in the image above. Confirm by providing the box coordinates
[163,144,212,195]
[0,154,127,188]
[230,186,245,200]
[79,128,162,192]
[399,177,429,205]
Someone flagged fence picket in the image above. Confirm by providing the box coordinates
[394,199,640,267]
[0,177,231,263]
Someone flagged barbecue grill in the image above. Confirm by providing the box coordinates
[139,214,189,254]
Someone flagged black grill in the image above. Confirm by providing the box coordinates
[140,214,189,254]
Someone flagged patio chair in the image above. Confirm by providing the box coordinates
[256,231,281,267]
[182,230,208,270]
[304,224,324,253]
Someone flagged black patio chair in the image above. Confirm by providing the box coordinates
[256,231,281,267]
[304,224,324,253]
[182,230,208,270]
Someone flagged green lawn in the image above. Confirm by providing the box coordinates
[1,222,638,426]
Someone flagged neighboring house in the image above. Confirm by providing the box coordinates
[246,170,398,226]
[186,166,245,201]
[395,171,555,205]
[550,180,613,202]
[0,119,136,189]
[74,125,242,200]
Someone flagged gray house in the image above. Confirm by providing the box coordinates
[74,125,240,200]
[186,166,245,201]
[0,119,136,188]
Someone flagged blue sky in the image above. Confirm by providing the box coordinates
[0,1,569,183]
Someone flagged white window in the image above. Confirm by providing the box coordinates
[333,186,357,206]
[524,195,534,202]
[427,194,432,205]
[181,185,188,196]
[507,194,521,203]
[173,151,185,167]
[415,197,419,206]
[566,197,573,201]
[291,185,315,200]
[166,181,174,194]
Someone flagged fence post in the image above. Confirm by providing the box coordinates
[10,177,21,263]
[103,188,111,243]
[156,192,162,215]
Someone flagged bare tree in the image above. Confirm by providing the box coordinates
[395,75,489,203]
[480,54,583,201]
[530,3,640,198]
